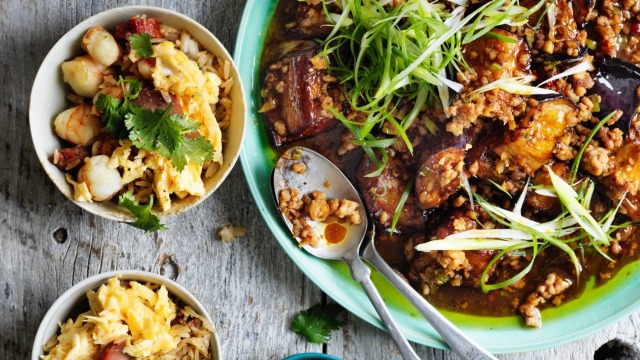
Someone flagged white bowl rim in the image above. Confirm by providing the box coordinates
[31,270,222,360]
[29,5,247,222]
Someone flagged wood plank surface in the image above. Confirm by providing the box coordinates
[0,0,638,359]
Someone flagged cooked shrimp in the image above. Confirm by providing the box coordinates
[137,58,156,80]
[77,155,122,201]
[61,55,106,97]
[81,26,122,67]
[54,104,102,146]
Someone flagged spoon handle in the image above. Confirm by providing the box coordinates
[362,242,498,360]
[346,256,420,360]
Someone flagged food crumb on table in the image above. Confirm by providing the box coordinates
[218,225,247,242]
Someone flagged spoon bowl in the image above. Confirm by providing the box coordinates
[272,147,367,261]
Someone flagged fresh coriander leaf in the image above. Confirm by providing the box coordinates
[96,93,119,112]
[117,76,142,100]
[95,77,145,138]
[130,33,153,59]
[159,114,211,170]
[96,94,127,136]
[291,303,346,344]
[118,191,168,233]
[166,133,214,171]
[169,113,202,133]
[125,107,215,172]
[125,106,169,152]
[155,113,196,155]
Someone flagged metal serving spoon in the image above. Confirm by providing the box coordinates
[272,146,497,360]
[361,236,497,360]
[272,146,420,360]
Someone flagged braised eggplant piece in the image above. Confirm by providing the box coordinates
[408,205,498,288]
[272,1,333,40]
[572,0,595,30]
[446,29,530,134]
[531,45,588,65]
[465,122,526,193]
[260,48,343,146]
[414,132,467,210]
[466,123,502,181]
[539,47,588,65]
[494,97,578,175]
[356,151,425,233]
[589,57,640,133]
[601,139,640,220]
[463,29,530,85]
[272,40,318,60]
[301,124,364,178]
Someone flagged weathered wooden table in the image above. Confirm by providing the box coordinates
[2,0,639,359]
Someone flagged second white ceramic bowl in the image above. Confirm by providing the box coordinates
[32,270,222,360]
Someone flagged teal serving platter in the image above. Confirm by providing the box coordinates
[233,0,640,353]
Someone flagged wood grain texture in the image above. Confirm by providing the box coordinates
[0,0,638,359]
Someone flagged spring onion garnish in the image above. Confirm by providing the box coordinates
[546,0,556,29]
[537,59,593,87]
[416,173,589,292]
[533,185,556,198]
[488,179,512,198]
[470,75,558,97]
[416,111,626,291]
[389,173,416,236]
[459,171,475,209]
[321,0,545,168]
[547,168,609,245]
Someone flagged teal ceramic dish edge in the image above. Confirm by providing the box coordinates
[234,0,640,354]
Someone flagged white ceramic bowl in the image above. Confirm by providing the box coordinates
[32,270,222,360]
[29,6,246,222]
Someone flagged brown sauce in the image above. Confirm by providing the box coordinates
[325,223,347,244]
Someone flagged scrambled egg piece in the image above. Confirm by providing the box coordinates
[64,173,92,203]
[152,41,223,164]
[108,140,205,211]
[41,313,100,360]
[85,278,179,357]
[42,277,193,360]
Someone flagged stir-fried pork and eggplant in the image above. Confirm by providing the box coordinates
[260,0,640,327]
